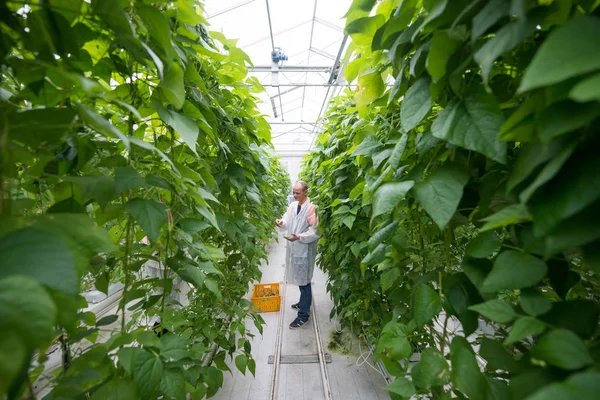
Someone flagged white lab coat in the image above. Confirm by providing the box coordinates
[278,198,320,286]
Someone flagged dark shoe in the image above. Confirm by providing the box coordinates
[291,303,300,310]
[289,317,309,329]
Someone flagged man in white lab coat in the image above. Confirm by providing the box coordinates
[276,181,320,329]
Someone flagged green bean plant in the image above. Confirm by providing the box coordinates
[302,0,600,398]
[0,0,289,399]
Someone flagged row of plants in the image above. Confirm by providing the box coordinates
[0,0,289,399]
[302,0,600,398]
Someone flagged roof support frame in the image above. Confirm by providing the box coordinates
[206,0,256,19]
[300,0,319,121]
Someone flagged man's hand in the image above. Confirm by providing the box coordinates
[275,219,283,227]
[285,234,300,242]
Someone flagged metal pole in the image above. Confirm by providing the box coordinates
[265,0,285,120]
[261,83,356,87]
[328,35,348,84]
[250,65,333,72]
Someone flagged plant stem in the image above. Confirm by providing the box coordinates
[26,374,36,400]
[415,206,427,268]
[121,216,133,333]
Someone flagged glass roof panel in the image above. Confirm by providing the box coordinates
[203,0,353,155]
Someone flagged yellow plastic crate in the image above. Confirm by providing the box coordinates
[251,282,281,312]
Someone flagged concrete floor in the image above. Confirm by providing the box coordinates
[212,234,390,400]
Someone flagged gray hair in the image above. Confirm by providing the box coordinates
[296,181,308,192]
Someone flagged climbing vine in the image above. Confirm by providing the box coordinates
[0,0,288,398]
[302,0,600,398]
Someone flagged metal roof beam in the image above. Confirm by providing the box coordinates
[310,47,336,60]
[314,17,344,33]
[206,0,256,19]
[250,65,332,72]
[241,19,312,47]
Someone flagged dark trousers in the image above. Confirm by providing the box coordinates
[298,282,312,321]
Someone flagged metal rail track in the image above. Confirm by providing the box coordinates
[269,279,332,400]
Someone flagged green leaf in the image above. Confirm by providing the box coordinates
[450,337,486,400]
[539,300,600,340]
[159,368,186,400]
[0,228,77,293]
[537,101,600,143]
[7,108,76,149]
[350,181,366,200]
[205,278,222,300]
[159,333,188,361]
[345,0,376,14]
[355,69,386,107]
[368,220,400,251]
[372,181,414,220]
[413,284,442,326]
[412,164,469,230]
[507,141,563,195]
[376,322,413,359]
[133,350,164,398]
[569,71,600,102]
[155,102,199,154]
[401,76,432,132]
[411,348,450,389]
[352,136,381,157]
[480,204,531,232]
[519,142,577,203]
[247,357,256,376]
[76,104,130,147]
[125,198,168,243]
[519,16,600,92]
[362,243,387,268]
[115,167,147,194]
[443,273,482,336]
[385,377,416,397]
[345,15,386,47]
[90,379,138,400]
[96,315,118,327]
[475,18,538,82]
[471,0,509,42]
[145,174,173,191]
[479,338,522,372]
[481,250,547,292]
[385,134,408,170]
[159,62,185,109]
[431,90,506,164]
[174,264,205,288]
[426,31,461,82]
[235,354,247,374]
[178,218,210,234]
[530,153,600,237]
[197,261,222,276]
[65,176,116,209]
[466,231,501,258]
[504,316,546,345]
[0,276,57,348]
[469,299,516,323]
[525,371,600,400]
[531,329,593,370]
[520,288,552,316]
[381,267,402,293]
[137,6,175,64]
[91,0,133,38]
[0,331,27,397]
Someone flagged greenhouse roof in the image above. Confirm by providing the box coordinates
[203,0,353,156]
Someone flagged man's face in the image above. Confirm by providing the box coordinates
[292,184,307,203]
